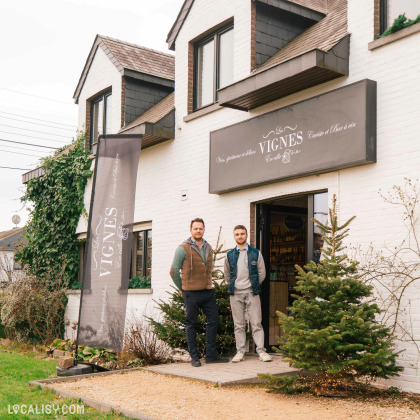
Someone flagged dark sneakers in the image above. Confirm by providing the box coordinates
[191,358,202,367]
[205,355,229,364]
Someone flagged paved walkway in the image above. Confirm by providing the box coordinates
[143,353,297,386]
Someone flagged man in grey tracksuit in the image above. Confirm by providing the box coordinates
[224,225,272,362]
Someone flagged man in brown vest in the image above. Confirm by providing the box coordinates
[170,218,229,367]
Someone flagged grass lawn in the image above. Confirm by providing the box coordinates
[0,348,130,419]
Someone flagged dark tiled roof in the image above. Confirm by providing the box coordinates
[99,36,175,81]
[0,229,17,241]
[120,92,174,132]
[167,0,329,50]
[74,35,174,103]
[0,228,26,252]
[254,0,348,74]
[167,0,194,51]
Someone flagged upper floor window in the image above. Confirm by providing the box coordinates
[380,0,420,33]
[194,25,234,110]
[90,91,112,149]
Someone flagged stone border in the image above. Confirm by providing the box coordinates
[30,367,142,384]
[368,22,420,50]
[30,368,156,420]
[142,365,298,387]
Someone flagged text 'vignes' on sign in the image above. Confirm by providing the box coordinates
[209,79,376,194]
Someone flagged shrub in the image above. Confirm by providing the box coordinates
[0,268,67,345]
[150,281,235,357]
[124,314,172,365]
[149,229,235,357]
[128,276,151,289]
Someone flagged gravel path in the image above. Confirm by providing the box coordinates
[53,370,420,420]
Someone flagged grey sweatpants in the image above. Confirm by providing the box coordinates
[230,292,265,354]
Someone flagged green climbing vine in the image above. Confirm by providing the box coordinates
[16,132,92,288]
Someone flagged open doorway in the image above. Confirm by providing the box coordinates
[256,192,328,348]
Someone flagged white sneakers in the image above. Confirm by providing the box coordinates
[232,351,245,363]
[232,351,273,362]
[259,351,273,362]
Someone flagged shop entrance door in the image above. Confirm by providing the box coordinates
[257,192,328,348]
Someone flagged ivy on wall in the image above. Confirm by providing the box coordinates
[16,132,92,288]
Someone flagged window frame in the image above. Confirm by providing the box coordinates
[132,229,152,281]
[379,0,388,35]
[89,90,112,149]
[193,23,234,111]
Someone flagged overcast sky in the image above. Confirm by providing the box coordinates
[0,0,184,231]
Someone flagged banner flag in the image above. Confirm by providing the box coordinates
[77,135,142,351]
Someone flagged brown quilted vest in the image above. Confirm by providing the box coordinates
[180,242,213,291]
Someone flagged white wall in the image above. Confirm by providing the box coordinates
[67,0,420,392]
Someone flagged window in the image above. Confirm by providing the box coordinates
[380,0,420,33]
[194,25,234,110]
[90,91,112,149]
[132,230,152,280]
[78,241,86,284]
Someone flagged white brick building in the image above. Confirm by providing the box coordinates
[67,0,420,392]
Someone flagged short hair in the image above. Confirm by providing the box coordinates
[233,225,247,233]
[190,218,205,229]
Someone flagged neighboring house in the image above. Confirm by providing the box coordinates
[0,228,26,286]
[32,0,420,393]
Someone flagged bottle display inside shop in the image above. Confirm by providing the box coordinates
[268,211,307,344]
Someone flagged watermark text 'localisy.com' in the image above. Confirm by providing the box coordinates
[8,404,84,415]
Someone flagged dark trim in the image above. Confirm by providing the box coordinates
[218,35,350,111]
[123,70,175,88]
[380,0,388,34]
[256,203,271,349]
[256,0,327,18]
[366,80,377,163]
[307,194,314,264]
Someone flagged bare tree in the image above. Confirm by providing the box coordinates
[356,178,420,351]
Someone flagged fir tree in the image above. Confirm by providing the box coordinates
[277,196,402,388]
[149,228,235,356]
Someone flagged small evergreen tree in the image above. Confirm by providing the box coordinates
[149,229,235,357]
[274,196,402,390]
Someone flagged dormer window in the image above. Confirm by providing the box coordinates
[194,24,234,110]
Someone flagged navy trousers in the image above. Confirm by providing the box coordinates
[183,289,219,359]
